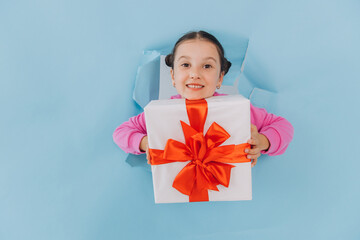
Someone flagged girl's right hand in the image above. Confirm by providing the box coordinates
[140,136,150,164]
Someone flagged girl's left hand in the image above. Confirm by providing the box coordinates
[245,124,270,167]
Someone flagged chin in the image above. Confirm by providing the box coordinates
[186,97,203,100]
[184,95,210,100]
[182,91,213,100]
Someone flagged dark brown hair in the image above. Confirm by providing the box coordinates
[165,30,232,75]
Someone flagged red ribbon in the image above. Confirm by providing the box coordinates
[149,99,250,202]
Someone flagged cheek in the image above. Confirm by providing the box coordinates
[173,72,187,83]
[208,73,221,84]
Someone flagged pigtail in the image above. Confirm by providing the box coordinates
[223,58,232,75]
[165,54,174,68]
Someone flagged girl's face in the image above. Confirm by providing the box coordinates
[170,39,224,100]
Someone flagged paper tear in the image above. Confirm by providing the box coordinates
[133,52,160,109]
[125,154,151,172]
[237,73,255,98]
[129,36,278,170]
[250,87,277,112]
[133,37,251,108]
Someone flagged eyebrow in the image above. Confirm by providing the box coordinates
[177,56,217,62]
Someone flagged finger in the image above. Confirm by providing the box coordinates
[247,139,254,145]
[247,153,261,160]
[251,158,257,167]
[146,149,150,164]
[245,147,260,155]
[247,138,258,146]
[251,124,258,133]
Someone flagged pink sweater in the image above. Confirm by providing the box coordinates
[113,93,294,156]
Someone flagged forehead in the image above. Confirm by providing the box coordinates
[175,39,220,60]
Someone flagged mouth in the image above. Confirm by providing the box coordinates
[186,84,204,89]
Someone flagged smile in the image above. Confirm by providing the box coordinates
[186,84,204,89]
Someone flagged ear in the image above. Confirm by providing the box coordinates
[217,71,225,88]
[170,68,175,86]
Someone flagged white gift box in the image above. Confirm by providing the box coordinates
[144,95,252,203]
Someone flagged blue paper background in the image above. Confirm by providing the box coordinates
[1,0,360,239]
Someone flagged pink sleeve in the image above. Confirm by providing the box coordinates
[250,104,294,156]
[112,112,147,155]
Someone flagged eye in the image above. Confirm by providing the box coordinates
[204,64,212,69]
[181,63,190,67]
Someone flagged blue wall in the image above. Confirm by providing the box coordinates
[1,0,359,239]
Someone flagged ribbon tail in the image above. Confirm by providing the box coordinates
[206,162,234,188]
[189,166,210,202]
[172,162,196,196]
[189,185,209,202]
[203,169,220,191]
[173,164,212,202]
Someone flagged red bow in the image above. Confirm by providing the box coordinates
[149,99,250,202]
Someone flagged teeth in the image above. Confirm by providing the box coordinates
[187,84,203,89]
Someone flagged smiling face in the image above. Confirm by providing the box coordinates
[170,39,224,100]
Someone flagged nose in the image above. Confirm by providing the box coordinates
[189,69,200,79]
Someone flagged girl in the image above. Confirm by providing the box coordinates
[113,31,294,167]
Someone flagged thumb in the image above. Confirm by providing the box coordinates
[251,124,258,132]
[146,148,150,164]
